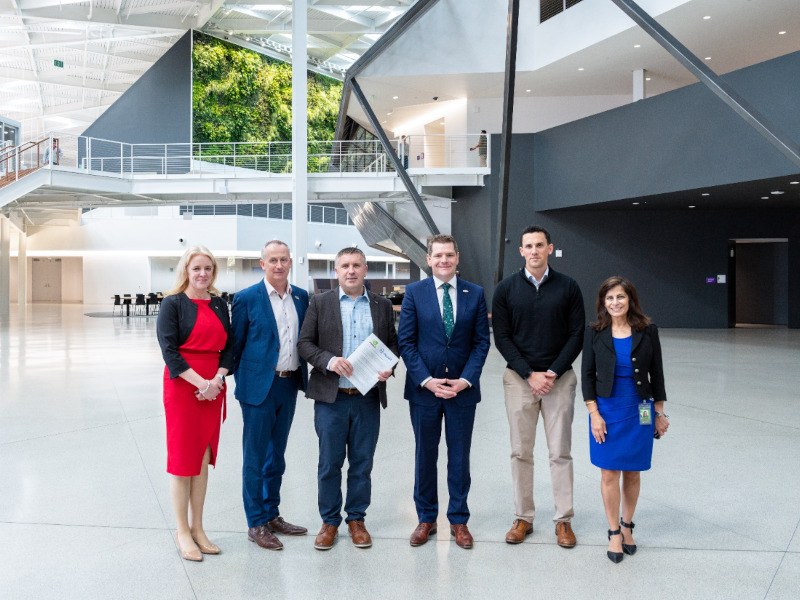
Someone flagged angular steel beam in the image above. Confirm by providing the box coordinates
[350,77,439,237]
[609,0,800,168]
[494,0,520,285]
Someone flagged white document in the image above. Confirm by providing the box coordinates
[346,333,399,396]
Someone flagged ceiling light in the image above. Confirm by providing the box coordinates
[703,15,711,20]
[525,89,531,93]
[771,190,784,195]
[789,181,799,184]
[578,67,584,71]
[761,196,769,200]
[645,77,651,81]
[392,95,398,100]
[634,44,641,48]
[705,57,712,61]
[688,205,696,208]
[701,193,710,196]
[632,202,640,205]
[779,31,787,35]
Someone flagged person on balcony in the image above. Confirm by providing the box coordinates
[43,138,62,166]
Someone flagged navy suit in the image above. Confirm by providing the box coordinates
[232,280,309,528]
[398,277,490,524]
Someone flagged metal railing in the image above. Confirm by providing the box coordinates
[2,132,491,188]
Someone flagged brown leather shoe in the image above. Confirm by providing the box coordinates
[450,524,473,549]
[314,524,338,550]
[248,525,283,550]
[409,522,437,546]
[268,516,308,536]
[347,520,372,548]
[555,521,577,548]
[505,519,533,544]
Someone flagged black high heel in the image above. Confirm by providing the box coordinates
[620,518,637,555]
[607,528,623,563]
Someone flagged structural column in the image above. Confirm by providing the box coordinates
[291,0,309,289]
[0,216,10,318]
[633,68,646,101]
[17,230,27,306]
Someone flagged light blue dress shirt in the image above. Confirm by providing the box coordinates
[338,286,373,388]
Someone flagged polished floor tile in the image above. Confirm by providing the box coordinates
[1,305,798,599]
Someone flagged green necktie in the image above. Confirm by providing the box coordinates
[441,282,454,338]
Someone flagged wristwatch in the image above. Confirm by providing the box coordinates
[654,411,669,418]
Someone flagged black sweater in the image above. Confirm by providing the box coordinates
[492,268,585,378]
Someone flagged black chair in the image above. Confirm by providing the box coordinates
[112,294,123,316]
[122,294,133,316]
[134,293,146,315]
[146,293,159,315]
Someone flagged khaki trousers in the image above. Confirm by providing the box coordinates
[503,368,577,523]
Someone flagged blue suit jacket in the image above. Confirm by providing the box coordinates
[231,280,309,406]
[398,277,491,407]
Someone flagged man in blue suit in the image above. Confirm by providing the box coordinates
[232,240,309,551]
[398,234,490,549]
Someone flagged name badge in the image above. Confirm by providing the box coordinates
[639,401,652,426]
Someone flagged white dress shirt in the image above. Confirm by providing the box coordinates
[264,279,300,371]
[432,274,458,322]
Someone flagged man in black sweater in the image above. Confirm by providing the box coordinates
[492,225,585,549]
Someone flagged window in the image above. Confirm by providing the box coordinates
[540,0,583,23]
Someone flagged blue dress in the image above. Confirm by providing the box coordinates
[589,336,654,471]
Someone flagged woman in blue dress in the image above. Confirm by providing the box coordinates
[581,276,669,563]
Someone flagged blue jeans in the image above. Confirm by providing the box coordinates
[314,390,381,526]
[240,375,299,528]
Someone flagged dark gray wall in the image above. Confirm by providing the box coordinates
[82,31,192,144]
[735,243,789,325]
[533,51,800,209]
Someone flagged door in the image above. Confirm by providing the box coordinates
[729,240,789,327]
[32,258,62,303]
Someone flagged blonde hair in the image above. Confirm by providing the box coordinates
[166,245,220,296]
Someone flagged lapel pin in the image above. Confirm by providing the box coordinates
[462,289,469,293]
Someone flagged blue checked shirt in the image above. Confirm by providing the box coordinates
[338,286,373,388]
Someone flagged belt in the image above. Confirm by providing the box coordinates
[337,387,361,396]
[275,369,299,378]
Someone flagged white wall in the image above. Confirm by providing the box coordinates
[61,257,82,303]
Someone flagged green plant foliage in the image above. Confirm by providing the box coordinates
[192,32,342,143]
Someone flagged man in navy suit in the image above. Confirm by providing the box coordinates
[398,234,490,549]
[232,240,309,551]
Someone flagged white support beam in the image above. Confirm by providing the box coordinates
[17,230,27,306]
[291,0,309,289]
[0,216,10,318]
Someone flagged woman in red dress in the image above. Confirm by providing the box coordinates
[157,246,234,561]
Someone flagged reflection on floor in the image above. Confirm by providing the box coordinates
[1,305,799,599]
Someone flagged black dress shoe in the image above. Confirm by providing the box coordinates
[620,518,637,555]
[607,528,623,563]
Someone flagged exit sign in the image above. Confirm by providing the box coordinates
[54,59,64,68]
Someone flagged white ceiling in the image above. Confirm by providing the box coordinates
[0,0,415,137]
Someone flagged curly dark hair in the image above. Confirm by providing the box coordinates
[591,276,651,332]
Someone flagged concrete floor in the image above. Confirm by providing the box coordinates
[1,304,799,599]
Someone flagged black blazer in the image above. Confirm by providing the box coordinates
[157,293,235,379]
[297,288,398,407]
[581,324,666,402]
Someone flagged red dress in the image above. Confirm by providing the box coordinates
[163,299,227,476]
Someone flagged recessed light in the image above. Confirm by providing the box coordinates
[578,67,585,71]
[632,202,640,205]
[771,190,784,195]
[779,31,787,35]
[645,77,651,81]
[688,205,696,208]
[634,44,641,48]
[525,89,531,93]
[701,193,710,196]
[761,196,769,200]
[705,57,712,61]
[392,95,398,100]
[703,15,711,20]
[790,181,799,184]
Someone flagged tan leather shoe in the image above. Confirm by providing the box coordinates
[268,516,308,536]
[176,531,202,562]
[409,522,437,546]
[347,520,372,548]
[555,521,577,548]
[193,539,221,555]
[248,525,284,551]
[314,523,338,550]
[450,523,473,549]
[505,519,533,544]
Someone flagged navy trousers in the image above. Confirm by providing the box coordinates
[314,390,381,526]
[409,399,476,524]
[240,375,299,528]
